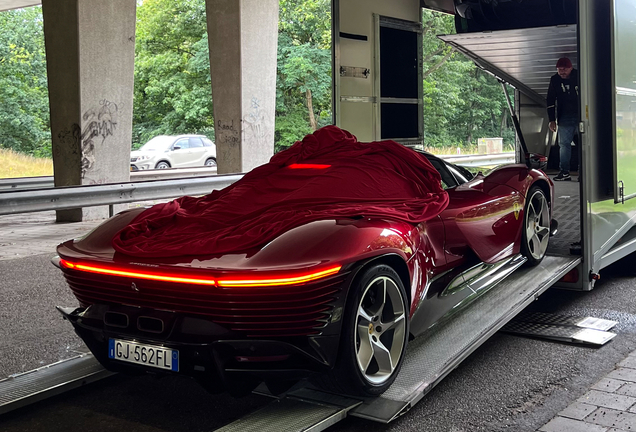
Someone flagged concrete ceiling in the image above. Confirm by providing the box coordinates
[0,0,41,12]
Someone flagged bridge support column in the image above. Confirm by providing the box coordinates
[206,0,278,174]
[42,0,136,221]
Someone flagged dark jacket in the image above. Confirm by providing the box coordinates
[546,69,579,122]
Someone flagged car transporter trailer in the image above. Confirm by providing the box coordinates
[1,0,635,430]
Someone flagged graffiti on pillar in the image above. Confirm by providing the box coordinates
[56,124,81,160]
[243,97,266,147]
[80,99,119,178]
[216,118,240,164]
[216,119,240,145]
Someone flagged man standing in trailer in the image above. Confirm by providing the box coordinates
[547,57,579,181]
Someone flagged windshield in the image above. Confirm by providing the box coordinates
[139,136,173,151]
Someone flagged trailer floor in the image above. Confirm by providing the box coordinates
[547,170,581,257]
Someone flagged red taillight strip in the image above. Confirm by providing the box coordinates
[60,259,217,286]
[288,164,331,169]
[60,259,342,288]
[217,265,342,287]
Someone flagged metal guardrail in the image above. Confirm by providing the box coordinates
[0,153,515,216]
[0,166,218,191]
[438,152,515,166]
[0,173,243,216]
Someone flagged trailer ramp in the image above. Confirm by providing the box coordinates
[218,255,580,430]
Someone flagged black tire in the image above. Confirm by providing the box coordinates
[155,161,171,169]
[315,264,409,397]
[205,158,217,167]
[521,186,551,266]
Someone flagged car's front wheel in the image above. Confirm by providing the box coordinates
[316,264,409,397]
[521,186,550,266]
[155,161,171,169]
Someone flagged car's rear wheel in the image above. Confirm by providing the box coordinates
[155,161,171,169]
[521,186,550,266]
[205,158,216,167]
[316,264,409,397]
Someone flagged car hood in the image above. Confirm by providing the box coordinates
[57,208,418,274]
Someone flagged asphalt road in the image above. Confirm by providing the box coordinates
[0,254,87,378]
[2,252,636,432]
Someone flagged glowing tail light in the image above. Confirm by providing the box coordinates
[216,265,342,287]
[60,259,341,288]
[288,164,331,169]
[60,259,217,286]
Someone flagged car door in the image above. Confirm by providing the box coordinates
[170,138,191,167]
[187,137,207,166]
[408,157,477,335]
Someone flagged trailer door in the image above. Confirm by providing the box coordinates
[611,0,636,203]
[377,17,422,145]
[333,0,422,144]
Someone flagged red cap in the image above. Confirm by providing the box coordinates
[556,57,572,68]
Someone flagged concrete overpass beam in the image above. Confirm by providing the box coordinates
[42,0,136,221]
[206,0,278,174]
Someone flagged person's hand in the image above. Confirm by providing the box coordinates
[549,121,557,133]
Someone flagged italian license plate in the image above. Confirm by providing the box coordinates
[108,339,179,372]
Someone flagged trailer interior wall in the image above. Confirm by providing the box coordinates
[334,0,420,142]
[517,92,554,157]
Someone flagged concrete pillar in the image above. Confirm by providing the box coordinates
[206,0,278,174]
[42,0,136,221]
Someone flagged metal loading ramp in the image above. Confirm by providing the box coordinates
[438,25,578,106]
[218,255,581,430]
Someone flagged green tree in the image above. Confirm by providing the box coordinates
[276,0,332,151]
[0,7,50,157]
[420,9,514,150]
[132,0,214,148]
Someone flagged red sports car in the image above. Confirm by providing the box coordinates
[54,126,555,397]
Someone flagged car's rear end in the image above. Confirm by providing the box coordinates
[53,212,361,393]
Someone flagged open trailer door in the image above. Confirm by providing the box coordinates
[437,26,577,159]
[611,0,636,204]
[333,0,422,145]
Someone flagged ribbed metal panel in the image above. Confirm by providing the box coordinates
[439,25,578,101]
[216,398,346,432]
[512,311,618,331]
[0,354,113,415]
[63,270,346,337]
[501,321,616,346]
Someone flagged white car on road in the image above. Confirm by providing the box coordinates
[130,135,216,170]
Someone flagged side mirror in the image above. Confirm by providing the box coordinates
[172,146,181,150]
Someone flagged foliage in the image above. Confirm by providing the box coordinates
[276,0,332,152]
[274,108,313,152]
[0,7,51,157]
[421,9,515,149]
[132,0,214,148]
[0,2,517,162]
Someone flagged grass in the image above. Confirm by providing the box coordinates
[0,148,53,178]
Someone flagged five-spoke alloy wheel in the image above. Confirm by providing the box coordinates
[316,264,409,397]
[355,274,407,385]
[521,186,550,265]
